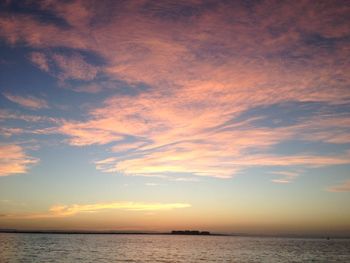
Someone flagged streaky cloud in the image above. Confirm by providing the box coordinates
[3,201,192,218]
[0,0,349,182]
[327,180,350,193]
[3,93,49,110]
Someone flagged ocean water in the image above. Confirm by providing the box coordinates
[0,233,349,262]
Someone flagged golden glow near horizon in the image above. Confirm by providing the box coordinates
[0,0,349,236]
[2,202,191,219]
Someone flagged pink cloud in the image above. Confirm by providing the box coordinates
[52,88,350,178]
[327,180,350,193]
[0,13,88,48]
[72,83,104,93]
[1,1,349,180]
[3,93,48,109]
[297,115,350,144]
[52,53,99,81]
[0,144,38,176]
[50,79,349,178]
[94,145,350,178]
[58,120,124,146]
[29,52,49,72]
[38,0,93,29]
[0,1,348,102]
[29,51,99,81]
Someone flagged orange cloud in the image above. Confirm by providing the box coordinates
[4,201,191,218]
[0,144,38,176]
[3,93,48,109]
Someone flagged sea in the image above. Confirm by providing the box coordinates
[0,233,349,262]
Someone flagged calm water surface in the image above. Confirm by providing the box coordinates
[0,233,349,262]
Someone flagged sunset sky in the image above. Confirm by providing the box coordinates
[0,0,349,236]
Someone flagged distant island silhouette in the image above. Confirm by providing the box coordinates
[171,230,210,235]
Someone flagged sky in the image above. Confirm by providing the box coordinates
[0,0,349,236]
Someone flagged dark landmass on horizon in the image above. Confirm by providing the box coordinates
[0,229,223,236]
[171,230,211,235]
[0,229,348,239]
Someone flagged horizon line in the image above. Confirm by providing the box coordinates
[0,229,348,239]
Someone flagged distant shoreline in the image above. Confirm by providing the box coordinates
[0,229,225,236]
[0,229,349,239]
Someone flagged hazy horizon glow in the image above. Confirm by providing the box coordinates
[0,0,349,236]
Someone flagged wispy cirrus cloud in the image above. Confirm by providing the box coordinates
[3,93,48,110]
[0,144,38,176]
[3,201,191,218]
[270,171,300,184]
[0,0,349,181]
[0,109,58,123]
[59,93,350,179]
[95,145,350,179]
[29,51,100,81]
[0,127,23,137]
[58,120,124,146]
[327,180,350,193]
